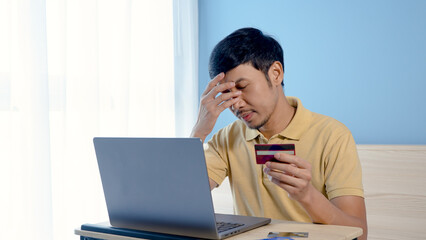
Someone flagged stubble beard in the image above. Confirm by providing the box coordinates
[247,112,272,130]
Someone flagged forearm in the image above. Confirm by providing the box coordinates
[190,126,207,143]
[299,185,367,240]
[209,178,218,190]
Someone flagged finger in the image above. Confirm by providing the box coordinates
[270,178,299,197]
[270,176,296,190]
[201,89,241,114]
[274,153,311,169]
[205,82,237,102]
[214,90,242,104]
[217,96,241,112]
[202,73,225,96]
[267,170,306,189]
[215,81,237,94]
[265,162,309,180]
[267,168,297,185]
[267,162,297,176]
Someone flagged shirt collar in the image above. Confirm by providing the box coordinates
[245,97,311,141]
[245,125,260,141]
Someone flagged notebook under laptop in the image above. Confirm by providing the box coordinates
[91,137,271,239]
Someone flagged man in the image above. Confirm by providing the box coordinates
[190,27,367,239]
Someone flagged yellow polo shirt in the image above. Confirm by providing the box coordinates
[204,97,364,222]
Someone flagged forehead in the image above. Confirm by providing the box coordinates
[220,63,265,84]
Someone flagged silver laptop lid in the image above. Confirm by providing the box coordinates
[94,137,219,239]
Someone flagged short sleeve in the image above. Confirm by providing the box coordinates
[204,130,230,186]
[324,130,364,200]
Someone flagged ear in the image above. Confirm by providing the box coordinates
[268,61,284,86]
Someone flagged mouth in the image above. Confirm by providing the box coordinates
[238,111,254,122]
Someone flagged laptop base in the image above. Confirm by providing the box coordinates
[81,222,200,240]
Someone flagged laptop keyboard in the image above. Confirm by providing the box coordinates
[216,221,245,233]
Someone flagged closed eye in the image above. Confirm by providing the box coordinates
[236,84,247,90]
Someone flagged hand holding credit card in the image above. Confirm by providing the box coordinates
[255,144,295,164]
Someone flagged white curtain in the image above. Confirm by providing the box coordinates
[173,0,198,137]
[0,0,197,239]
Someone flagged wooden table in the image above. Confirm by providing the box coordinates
[75,219,362,240]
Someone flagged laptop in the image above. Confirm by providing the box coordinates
[89,137,271,239]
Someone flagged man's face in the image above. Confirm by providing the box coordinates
[220,63,280,130]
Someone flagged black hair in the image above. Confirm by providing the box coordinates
[208,27,284,86]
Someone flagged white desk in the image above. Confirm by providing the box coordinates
[75,219,362,240]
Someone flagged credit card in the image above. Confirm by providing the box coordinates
[255,144,295,164]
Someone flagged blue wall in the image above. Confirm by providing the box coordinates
[198,0,426,144]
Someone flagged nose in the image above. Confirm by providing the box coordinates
[230,95,244,112]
